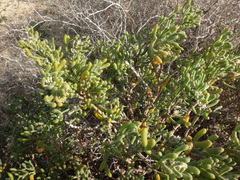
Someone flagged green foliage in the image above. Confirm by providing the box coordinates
[1,0,240,179]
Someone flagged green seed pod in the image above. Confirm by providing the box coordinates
[106,167,112,178]
[17,138,29,142]
[222,42,232,50]
[7,172,14,180]
[24,48,34,58]
[175,157,191,163]
[205,147,224,155]
[208,99,219,108]
[160,162,173,174]
[200,169,215,179]
[162,153,178,161]
[168,41,183,50]
[198,157,214,165]
[173,145,189,155]
[170,25,179,33]
[199,164,211,170]
[186,166,200,175]
[214,41,224,47]
[194,140,213,148]
[149,153,162,161]
[193,128,207,142]
[172,167,182,178]
[9,168,18,172]
[113,63,118,70]
[209,88,223,94]
[215,154,229,161]
[207,134,219,141]
[99,161,107,171]
[63,34,70,45]
[224,157,232,164]
[141,127,149,148]
[145,150,152,155]
[202,112,210,120]
[101,63,110,69]
[206,52,215,59]
[145,139,157,151]
[182,172,192,180]
[219,166,233,176]
[44,95,54,102]
[56,59,67,72]
[20,131,31,137]
[177,31,187,38]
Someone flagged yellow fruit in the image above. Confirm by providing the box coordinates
[185,122,192,127]
[155,174,161,180]
[82,104,88,110]
[152,59,159,65]
[57,102,63,107]
[157,50,169,56]
[130,82,136,86]
[148,109,155,114]
[94,111,103,120]
[79,73,85,82]
[29,174,34,180]
[172,49,181,54]
[184,136,193,141]
[37,147,45,153]
[82,165,87,169]
[184,142,193,154]
[184,114,190,122]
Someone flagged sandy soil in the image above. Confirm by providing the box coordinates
[0,0,53,100]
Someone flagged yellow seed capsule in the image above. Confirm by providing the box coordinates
[142,122,147,127]
[157,50,169,56]
[29,174,34,180]
[130,82,136,87]
[82,104,88,110]
[155,174,161,180]
[152,59,159,65]
[57,102,63,107]
[209,78,219,85]
[148,109,155,114]
[184,114,190,122]
[79,73,85,82]
[172,49,182,54]
[54,96,60,103]
[37,147,45,153]
[155,55,163,63]
[94,111,103,120]
[185,122,192,127]
[184,135,193,141]
[184,142,193,154]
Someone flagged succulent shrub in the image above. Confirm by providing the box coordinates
[1,0,240,179]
